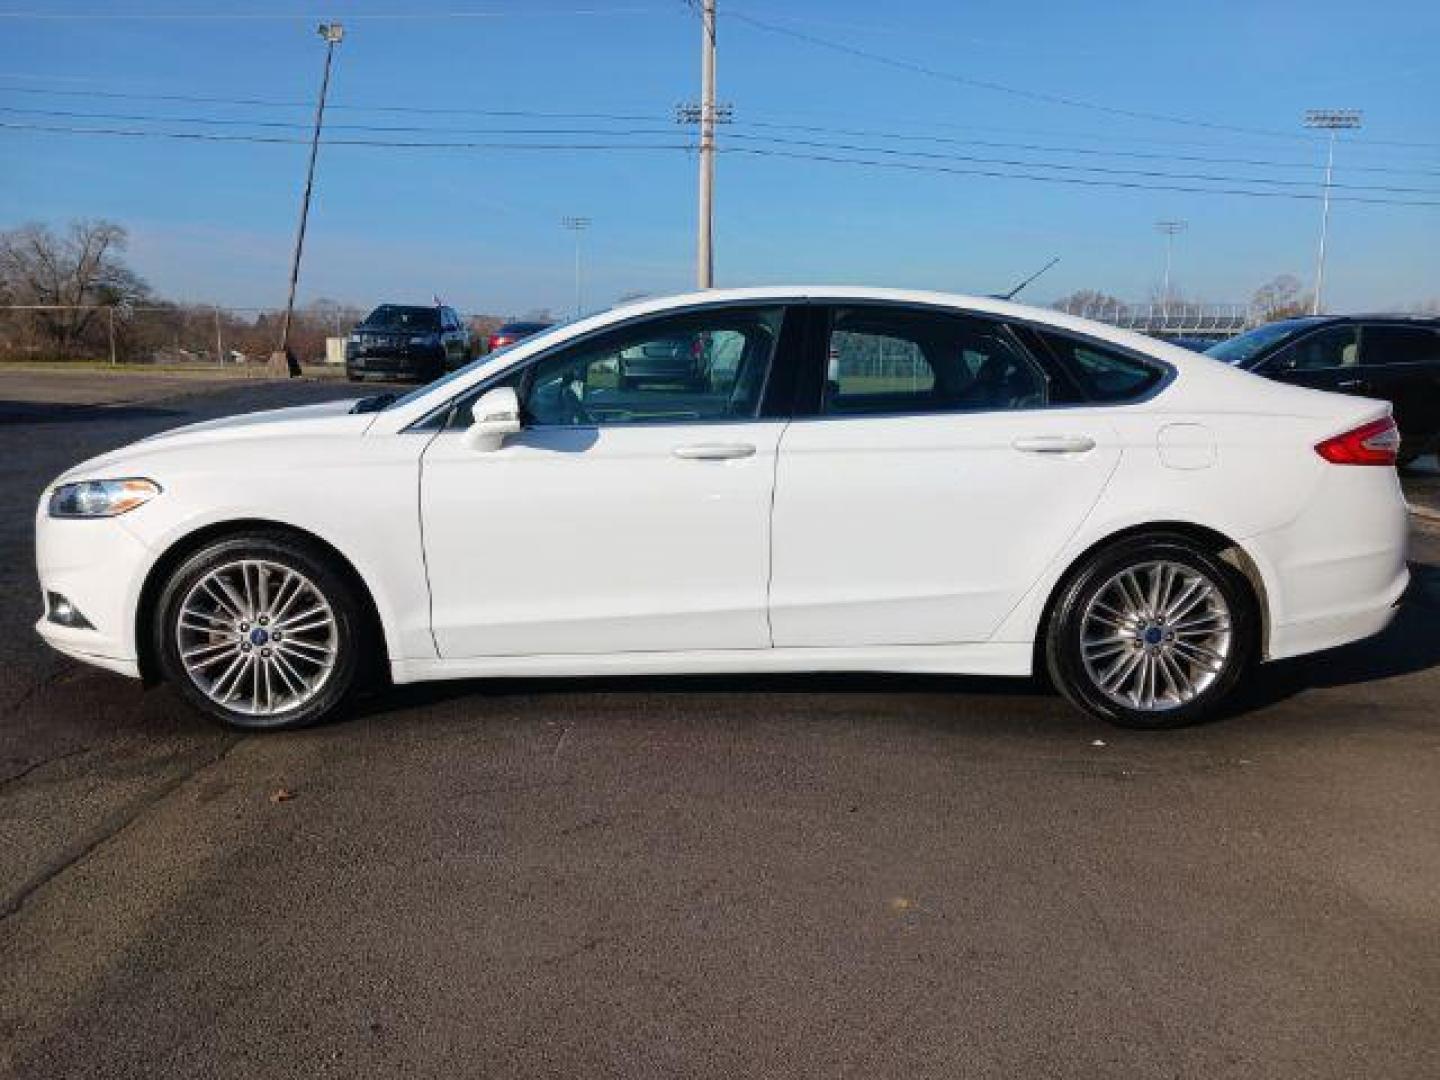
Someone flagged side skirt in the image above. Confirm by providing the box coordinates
[390,642,1033,684]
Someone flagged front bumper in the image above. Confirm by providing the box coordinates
[34,508,153,679]
[345,344,446,380]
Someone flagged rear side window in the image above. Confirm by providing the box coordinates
[1036,331,1166,402]
[822,307,1047,416]
[1363,325,1440,367]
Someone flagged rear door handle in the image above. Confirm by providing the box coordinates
[671,442,756,461]
[1012,435,1096,454]
[1336,379,1371,391]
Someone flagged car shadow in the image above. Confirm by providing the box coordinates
[0,400,182,425]
[351,559,1440,728]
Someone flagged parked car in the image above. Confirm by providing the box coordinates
[616,334,707,389]
[1207,315,1440,465]
[36,287,1408,733]
[1164,335,1224,353]
[346,303,471,382]
[487,320,553,354]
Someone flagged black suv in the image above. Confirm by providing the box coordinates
[1208,316,1440,465]
[346,304,472,382]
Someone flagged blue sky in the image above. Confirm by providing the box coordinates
[1,0,1437,316]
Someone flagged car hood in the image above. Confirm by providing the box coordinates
[54,398,375,484]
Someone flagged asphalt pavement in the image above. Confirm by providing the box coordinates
[1,372,1437,1079]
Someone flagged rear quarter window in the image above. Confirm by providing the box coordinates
[1036,331,1166,403]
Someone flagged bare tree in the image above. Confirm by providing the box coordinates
[0,219,150,358]
[1251,275,1312,323]
[1052,290,1128,318]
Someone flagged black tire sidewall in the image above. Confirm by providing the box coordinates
[1046,535,1257,730]
[154,532,365,731]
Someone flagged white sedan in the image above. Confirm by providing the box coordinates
[35,288,1409,731]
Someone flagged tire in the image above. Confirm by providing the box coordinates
[1044,532,1257,730]
[154,531,372,731]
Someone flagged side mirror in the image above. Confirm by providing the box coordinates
[462,386,522,452]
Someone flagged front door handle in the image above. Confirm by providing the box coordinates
[671,442,756,461]
[1012,434,1096,454]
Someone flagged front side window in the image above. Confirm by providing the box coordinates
[1268,325,1359,372]
[509,306,784,428]
[821,307,1046,416]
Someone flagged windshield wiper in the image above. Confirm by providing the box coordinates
[350,392,397,414]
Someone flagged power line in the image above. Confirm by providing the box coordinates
[721,146,1440,208]
[734,119,1440,179]
[0,83,662,122]
[6,103,1438,193]
[0,119,690,152]
[8,117,1440,206]
[718,131,1440,197]
[0,7,670,19]
[725,8,1440,152]
[7,78,1440,161]
[0,104,678,138]
[10,110,1438,199]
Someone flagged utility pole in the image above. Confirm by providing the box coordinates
[561,216,590,317]
[1154,219,1187,317]
[696,0,716,288]
[1303,108,1361,316]
[271,21,344,378]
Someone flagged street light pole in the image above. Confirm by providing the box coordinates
[1303,108,1361,316]
[562,216,590,317]
[1155,220,1187,317]
[271,21,343,378]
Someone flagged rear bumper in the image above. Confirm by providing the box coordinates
[1243,465,1411,660]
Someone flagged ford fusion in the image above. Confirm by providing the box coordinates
[36,288,1409,731]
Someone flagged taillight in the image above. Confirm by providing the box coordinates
[1315,417,1400,466]
[488,334,513,351]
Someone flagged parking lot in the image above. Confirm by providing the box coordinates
[2,371,1438,1079]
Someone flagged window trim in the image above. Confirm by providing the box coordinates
[410,299,803,433]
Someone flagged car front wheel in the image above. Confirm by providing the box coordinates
[154,532,370,730]
[1045,534,1256,729]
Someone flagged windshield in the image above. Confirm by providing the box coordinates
[382,314,587,412]
[1205,320,1315,367]
[360,304,441,332]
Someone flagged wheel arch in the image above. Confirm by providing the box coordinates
[1030,520,1271,679]
[135,518,389,685]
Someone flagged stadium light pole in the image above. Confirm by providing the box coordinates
[562,216,590,317]
[271,21,343,378]
[1303,108,1361,316]
[1155,219,1187,317]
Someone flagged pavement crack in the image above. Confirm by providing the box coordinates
[0,743,92,787]
[0,735,244,923]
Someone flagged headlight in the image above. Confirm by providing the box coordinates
[409,334,438,346]
[48,478,161,518]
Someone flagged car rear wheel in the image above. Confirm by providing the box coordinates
[1045,533,1257,729]
[155,532,370,731]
